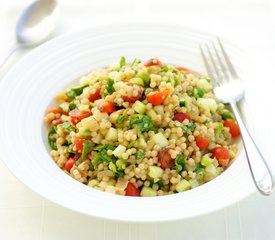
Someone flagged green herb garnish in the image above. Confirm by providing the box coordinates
[65,85,88,100]
[105,79,115,97]
[129,114,155,132]
[48,125,57,150]
[120,56,126,68]
[81,140,94,158]
[174,154,186,173]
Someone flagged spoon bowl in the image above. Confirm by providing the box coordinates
[16,0,59,45]
[0,0,59,69]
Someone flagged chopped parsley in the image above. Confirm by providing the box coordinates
[129,114,155,132]
[105,79,115,97]
[174,154,186,173]
[65,85,88,100]
[48,125,57,150]
[81,140,94,158]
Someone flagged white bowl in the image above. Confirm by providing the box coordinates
[0,23,255,222]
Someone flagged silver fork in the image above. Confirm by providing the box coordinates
[200,38,274,196]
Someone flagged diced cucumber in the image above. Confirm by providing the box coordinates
[116,159,126,170]
[162,76,175,86]
[88,179,98,187]
[153,105,164,115]
[93,111,109,121]
[78,127,91,138]
[129,77,144,86]
[189,179,199,189]
[77,116,99,131]
[197,98,217,113]
[80,76,91,86]
[109,110,123,124]
[138,137,147,149]
[146,109,158,120]
[105,128,118,141]
[109,162,117,173]
[175,179,191,192]
[132,101,146,114]
[113,145,126,158]
[204,164,218,181]
[141,186,157,197]
[197,78,212,91]
[59,102,69,112]
[151,132,168,148]
[78,104,90,112]
[148,166,163,179]
[200,153,214,167]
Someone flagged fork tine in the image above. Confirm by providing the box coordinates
[211,41,231,81]
[205,44,224,84]
[217,38,238,79]
[200,46,216,84]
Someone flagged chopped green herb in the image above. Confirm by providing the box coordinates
[139,72,150,86]
[92,153,103,167]
[127,141,136,149]
[65,85,88,100]
[105,79,115,97]
[187,90,193,97]
[61,122,75,132]
[115,169,125,179]
[194,163,204,176]
[68,100,76,110]
[48,125,57,150]
[117,115,126,125]
[136,149,145,159]
[175,121,196,135]
[222,111,235,120]
[195,88,205,98]
[162,65,169,72]
[120,56,126,68]
[81,140,94,158]
[129,114,155,132]
[174,154,186,173]
[94,145,105,151]
[130,58,141,67]
[179,99,188,107]
[109,162,125,179]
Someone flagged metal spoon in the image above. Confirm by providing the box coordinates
[0,0,60,69]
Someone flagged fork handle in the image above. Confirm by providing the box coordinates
[230,101,274,195]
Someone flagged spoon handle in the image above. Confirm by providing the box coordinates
[0,45,20,70]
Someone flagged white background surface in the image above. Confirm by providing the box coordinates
[1,0,275,239]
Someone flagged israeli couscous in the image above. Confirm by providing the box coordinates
[44,57,240,197]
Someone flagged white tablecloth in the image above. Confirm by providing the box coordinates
[1,0,275,239]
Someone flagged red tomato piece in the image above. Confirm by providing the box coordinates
[146,88,169,106]
[122,85,143,103]
[224,119,240,138]
[177,67,191,74]
[195,136,210,151]
[64,158,76,172]
[173,112,191,122]
[144,58,163,67]
[69,109,92,125]
[75,138,84,153]
[47,106,68,116]
[98,101,116,114]
[125,182,141,197]
[210,147,230,167]
[158,149,174,169]
[89,89,101,102]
